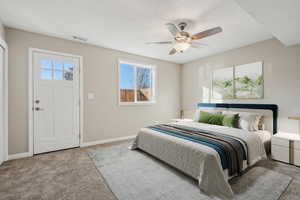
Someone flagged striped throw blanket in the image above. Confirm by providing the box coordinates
[148,124,247,176]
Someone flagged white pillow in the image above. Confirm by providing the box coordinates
[222,111,262,131]
[193,109,221,122]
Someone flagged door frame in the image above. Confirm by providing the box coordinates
[28,48,84,156]
[0,38,8,162]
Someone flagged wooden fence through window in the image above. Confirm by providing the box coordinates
[120,89,149,102]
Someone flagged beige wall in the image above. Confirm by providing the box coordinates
[6,28,181,155]
[182,39,300,133]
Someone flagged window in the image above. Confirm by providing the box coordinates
[40,59,74,81]
[119,60,155,104]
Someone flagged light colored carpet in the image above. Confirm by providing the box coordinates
[0,148,117,200]
[88,143,292,200]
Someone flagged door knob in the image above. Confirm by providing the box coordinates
[35,100,40,104]
[35,107,44,111]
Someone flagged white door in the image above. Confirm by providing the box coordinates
[0,46,4,164]
[33,51,80,154]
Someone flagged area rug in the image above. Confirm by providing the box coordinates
[87,143,291,200]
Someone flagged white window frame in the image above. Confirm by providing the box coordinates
[118,59,156,105]
[40,60,74,81]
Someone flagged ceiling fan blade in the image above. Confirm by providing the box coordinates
[191,27,222,40]
[146,41,173,45]
[166,23,180,36]
[169,48,177,55]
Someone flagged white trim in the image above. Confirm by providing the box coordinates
[28,48,83,156]
[80,135,136,148]
[118,59,154,69]
[134,65,137,102]
[118,101,156,106]
[8,152,32,161]
[79,55,84,145]
[0,38,8,162]
[28,49,33,157]
[7,135,136,160]
[117,59,156,106]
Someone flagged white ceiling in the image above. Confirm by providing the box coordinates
[0,0,273,64]
[234,0,300,46]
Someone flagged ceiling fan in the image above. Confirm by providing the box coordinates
[146,22,222,55]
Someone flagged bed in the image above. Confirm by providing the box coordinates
[131,103,278,199]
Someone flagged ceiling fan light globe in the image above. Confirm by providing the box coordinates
[173,42,191,52]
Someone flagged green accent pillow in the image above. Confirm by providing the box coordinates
[199,111,213,123]
[208,113,224,126]
[199,111,224,126]
[222,114,239,128]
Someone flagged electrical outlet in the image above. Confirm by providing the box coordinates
[87,93,95,100]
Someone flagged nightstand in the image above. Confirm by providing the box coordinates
[171,118,193,123]
[271,132,300,166]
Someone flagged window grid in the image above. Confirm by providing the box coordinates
[40,60,74,81]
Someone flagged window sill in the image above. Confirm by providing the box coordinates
[119,101,156,106]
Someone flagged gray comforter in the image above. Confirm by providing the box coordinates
[131,121,266,199]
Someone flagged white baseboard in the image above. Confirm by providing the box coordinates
[80,135,136,148]
[6,135,136,160]
[8,152,32,161]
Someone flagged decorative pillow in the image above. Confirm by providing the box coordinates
[222,111,262,131]
[258,116,265,130]
[199,111,224,126]
[198,111,212,123]
[222,114,239,128]
[208,113,225,126]
[193,109,221,122]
